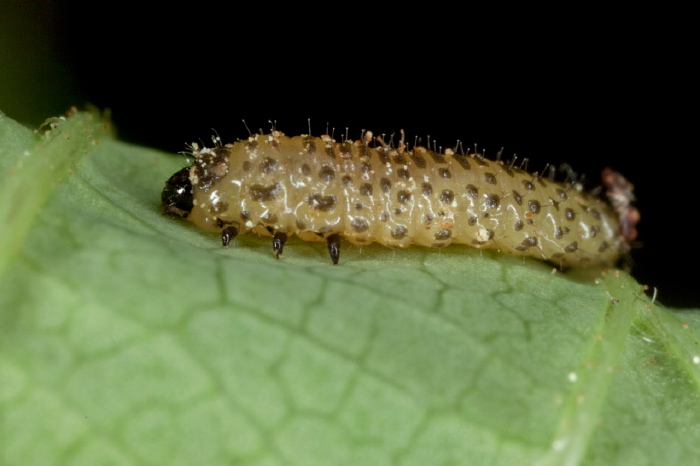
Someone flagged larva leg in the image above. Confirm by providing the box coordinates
[221,226,239,247]
[273,232,288,259]
[326,234,341,265]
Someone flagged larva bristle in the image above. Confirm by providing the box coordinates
[508,155,518,171]
[241,119,252,136]
[496,147,504,163]
[519,158,530,172]
[546,164,556,183]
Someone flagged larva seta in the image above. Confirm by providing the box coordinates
[162,129,638,267]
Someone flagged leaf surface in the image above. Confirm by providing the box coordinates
[1,111,699,465]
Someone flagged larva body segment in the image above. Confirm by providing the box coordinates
[164,131,626,267]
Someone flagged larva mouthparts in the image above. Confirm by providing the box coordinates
[162,130,637,268]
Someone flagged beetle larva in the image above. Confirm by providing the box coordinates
[162,130,635,267]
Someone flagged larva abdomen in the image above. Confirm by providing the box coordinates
[164,131,626,267]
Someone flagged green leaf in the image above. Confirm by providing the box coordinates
[1,111,699,465]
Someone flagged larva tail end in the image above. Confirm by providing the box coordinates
[601,167,639,243]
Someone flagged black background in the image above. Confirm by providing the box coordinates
[2,2,695,306]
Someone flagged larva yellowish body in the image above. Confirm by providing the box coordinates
[163,131,627,267]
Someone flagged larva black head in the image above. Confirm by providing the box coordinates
[162,167,194,218]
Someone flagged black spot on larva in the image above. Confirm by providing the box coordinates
[469,216,478,226]
[410,152,427,168]
[440,190,454,204]
[240,211,250,220]
[528,199,541,214]
[424,214,433,225]
[393,208,402,216]
[485,194,500,209]
[482,212,489,218]
[590,225,600,237]
[324,144,335,159]
[562,226,570,235]
[380,211,390,221]
[391,225,408,239]
[565,241,578,253]
[565,208,576,221]
[556,188,567,200]
[191,148,229,191]
[473,154,489,167]
[208,200,228,214]
[249,183,281,202]
[484,172,497,185]
[526,219,533,225]
[380,178,392,193]
[342,175,353,186]
[590,209,601,220]
[358,141,369,157]
[510,190,523,206]
[437,168,450,179]
[361,162,371,174]
[259,157,278,174]
[397,190,412,204]
[599,241,609,252]
[308,194,338,212]
[296,219,306,230]
[245,139,258,151]
[360,183,373,196]
[397,167,410,180]
[301,163,311,176]
[340,141,353,157]
[351,217,370,232]
[537,177,548,188]
[242,161,251,172]
[261,213,278,224]
[514,219,524,231]
[550,199,560,211]
[466,184,479,199]
[555,226,563,239]
[435,229,452,240]
[355,203,363,210]
[452,153,471,170]
[319,166,335,182]
[522,180,535,191]
[484,229,495,240]
[516,236,538,251]
[303,135,316,154]
[430,151,447,164]
[422,183,433,197]
[393,153,408,165]
[377,149,391,165]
